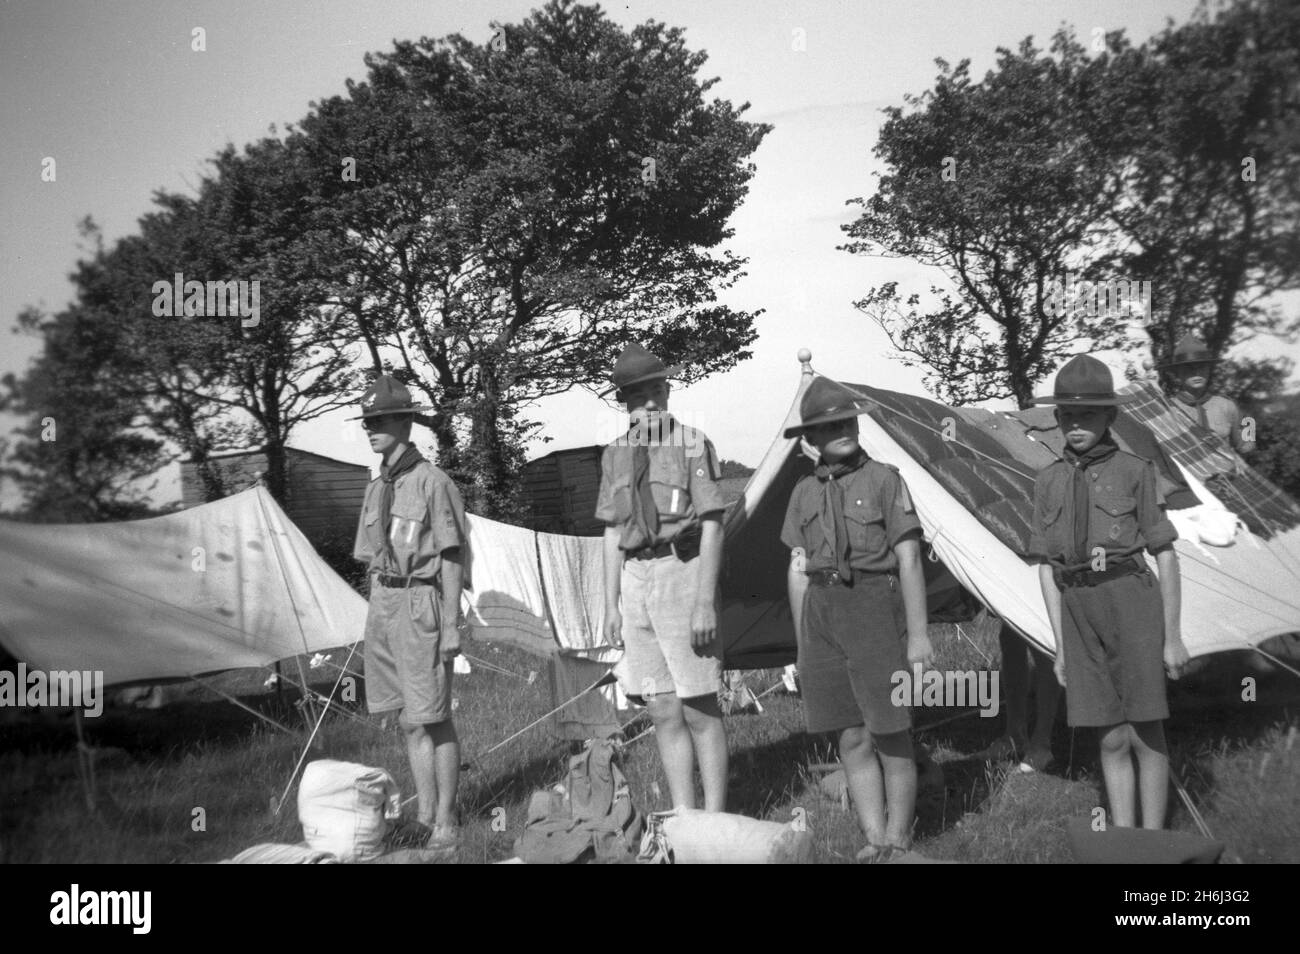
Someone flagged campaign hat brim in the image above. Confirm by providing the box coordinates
[599,364,684,399]
[1156,354,1220,369]
[346,404,435,421]
[782,402,868,438]
[1031,392,1134,407]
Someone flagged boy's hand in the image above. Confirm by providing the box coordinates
[604,608,623,649]
[1053,653,1067,688]
[691,602,717,655]
[1164,636,1191,680]
[907,632,933,668]
[440,618,461,662]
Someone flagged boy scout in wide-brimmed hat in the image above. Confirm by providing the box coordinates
[780,376,933,862]
[595,343,729,812]
[351,375,467,849]
[1029,354,1189,830]
[1158,333,1254,454]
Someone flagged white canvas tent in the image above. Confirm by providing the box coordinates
[0,486,367,687]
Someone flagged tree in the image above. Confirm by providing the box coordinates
[842,32,1130,409]
[290,0,769,515]
[1097,0,1300,366]
[844,0,1300,411]
[0,303,165,522]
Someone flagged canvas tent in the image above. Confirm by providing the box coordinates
[0,486,368,687]
[717,360,1300,669]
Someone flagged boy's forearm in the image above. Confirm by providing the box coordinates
[602,526,623,610]
[787,554,809,643]
[895,542,929,642]
[693,516,723,605]
[1038,564,1064,657]
[1156,548,1181,642]
[440,550,462,612]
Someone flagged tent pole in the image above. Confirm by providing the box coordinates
[73,708,97,813]
[189,675,295,734]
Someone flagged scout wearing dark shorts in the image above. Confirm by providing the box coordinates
[781,375,933,860]
[780,380,923,734]
[1030,354,1187,830]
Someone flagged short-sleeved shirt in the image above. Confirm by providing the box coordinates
[1027,449,1177,569]
[1168,392,1246,450]
[354,460,467,581]
[594,418,726,551]
[780,459,922,573]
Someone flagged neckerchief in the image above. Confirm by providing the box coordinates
[379,444,425,568]
[813,448,869,578]
[1174,388,1210,430]
[1062,434,1118,564]
[630,415,674,548]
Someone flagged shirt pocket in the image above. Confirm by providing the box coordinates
[389,500,428,564]
[362,509,385,557]
[798,509,826,557]
[606,479,634,523]
[650,452,690,522]
[1091,494,1138,547]
[842,495,886,557]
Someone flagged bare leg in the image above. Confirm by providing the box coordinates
[840,725,886,844]
[429,720,460,829]
[682,694,728,813]
[1130,720,1170,829]
[1098,723,1137,828]
[647,693,696,809]
[404,722,438,826]
[876,729,917,848]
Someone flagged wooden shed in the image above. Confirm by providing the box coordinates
[520,445,605,536]
[180,448,370,548]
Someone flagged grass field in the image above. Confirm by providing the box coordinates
[2,611,1297,864]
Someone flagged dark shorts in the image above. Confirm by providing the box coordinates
[799,572,910,735]
[363,582,453,726]
[1061,571,1168,727]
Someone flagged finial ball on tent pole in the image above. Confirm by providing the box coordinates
[797,349,813,374]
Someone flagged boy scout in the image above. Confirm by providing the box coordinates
[1160,333,1255,454]
[781,377,933,862]
[352,375,467,848]
[1029,354,1190,829]
[595,344,729,812]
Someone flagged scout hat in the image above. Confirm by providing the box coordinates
[1157,333,1219,369]
[782,376,872,438]
[1032,354,1134,407]
[347,374,434,420]
[600,343,684,398]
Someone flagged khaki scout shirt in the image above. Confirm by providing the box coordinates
[353,460,467,581]
[1027,449,1177,569]
[780,460,922,573]
[594,419,727,551]
[1168,393,1246,451]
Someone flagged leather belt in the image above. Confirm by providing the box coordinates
[627,541,675,561]
[374,574,436,589]
[806,568,894,588]
[1057,560,1144,588]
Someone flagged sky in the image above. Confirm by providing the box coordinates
[3,0,1294,506]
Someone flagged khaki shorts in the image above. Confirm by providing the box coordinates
[619,554,721,701]
[363,581,453,726]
